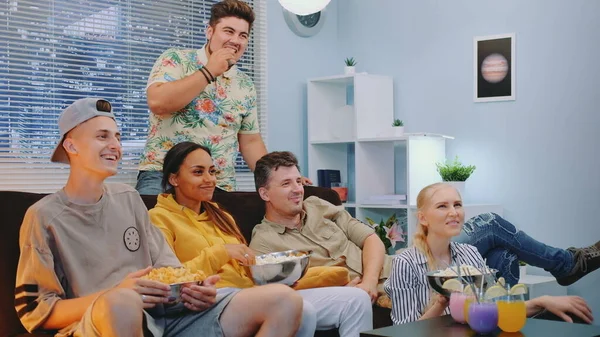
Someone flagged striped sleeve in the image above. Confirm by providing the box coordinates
[384,250,429,325]
[15,207,64,332]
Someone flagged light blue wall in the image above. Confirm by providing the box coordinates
[267,0,600,322]
[266,0,341,173]
[336,0,599,321]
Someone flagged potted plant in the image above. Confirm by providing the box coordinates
[344,57,357,75]
[435,156,476,197]
[365,213,407,255]
[391,119,404,137]
[519,261,527,278]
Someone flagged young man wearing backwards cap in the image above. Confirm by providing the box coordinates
[14,98,303,337]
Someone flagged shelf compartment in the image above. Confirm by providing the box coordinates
[310,139,355,145]
[358,204,409,209]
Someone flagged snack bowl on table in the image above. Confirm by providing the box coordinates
[426,268,498,298]
[247,249,312,286]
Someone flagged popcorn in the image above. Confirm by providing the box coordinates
[141,267,206,284]
[434,264,482,277]
[255,254,304,265]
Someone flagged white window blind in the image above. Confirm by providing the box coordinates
[0,0,267,193]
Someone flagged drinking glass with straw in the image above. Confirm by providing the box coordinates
[461,267,479,324]
[444,262,471,324]
[497,283,527,332]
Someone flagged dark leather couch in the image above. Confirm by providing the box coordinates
[0,186,392,337]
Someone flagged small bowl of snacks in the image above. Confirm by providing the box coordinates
[166,281,200,303]
[426,265,498,298]
[247,250,311,286]
[142,266,207,303]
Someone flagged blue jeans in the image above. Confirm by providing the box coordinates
[135,171,164,195]
[454,213,574,286]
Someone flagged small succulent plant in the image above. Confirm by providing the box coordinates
[392,119,404,127]
[344,57,357,66]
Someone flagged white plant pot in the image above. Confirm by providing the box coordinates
[344,66,356,75]
[520,265,527,278]
[445,181,466,198]
[391,126,404,137]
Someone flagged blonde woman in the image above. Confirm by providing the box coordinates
[383,183,594,325]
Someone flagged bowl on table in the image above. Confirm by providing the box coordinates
[426,268,498,298]
[247,249,312,286]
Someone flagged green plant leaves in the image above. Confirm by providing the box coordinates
[436,156,476,181]
[392,119,403,127]
[365,213,407,251]
[344,57,357,66]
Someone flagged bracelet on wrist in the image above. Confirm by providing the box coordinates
[198,68,213,84]
[202,66,216,82]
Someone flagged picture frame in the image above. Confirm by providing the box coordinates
[474,33,515,102]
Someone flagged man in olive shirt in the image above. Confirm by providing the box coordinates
[249,151,387,303]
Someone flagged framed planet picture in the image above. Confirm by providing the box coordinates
[474,33,515,102]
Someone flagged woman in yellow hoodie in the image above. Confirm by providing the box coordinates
[149,142,373,337]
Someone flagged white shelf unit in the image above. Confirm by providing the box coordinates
[307,74,502,245]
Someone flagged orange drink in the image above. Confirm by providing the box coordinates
[463,296,474,323]
[497,296,526,332]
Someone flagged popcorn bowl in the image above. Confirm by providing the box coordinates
[426,268,498,298]
[248,250,311,286]
[167,281,200,303]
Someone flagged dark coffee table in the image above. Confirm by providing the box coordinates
[360,315,600,337]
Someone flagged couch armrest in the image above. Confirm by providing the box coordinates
[303,186,341,206]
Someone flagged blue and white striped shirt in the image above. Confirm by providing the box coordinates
[383,242,486,325]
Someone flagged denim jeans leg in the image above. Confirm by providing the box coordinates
[457,213,574,279]
[135,171,164,195]
[485,248,519,286]
[455,229,520,284]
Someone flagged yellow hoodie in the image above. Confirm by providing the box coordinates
[149,194,254,289]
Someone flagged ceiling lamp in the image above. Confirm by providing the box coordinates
[278,0,331,15]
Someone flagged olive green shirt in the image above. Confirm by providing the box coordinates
[250,196,392,280]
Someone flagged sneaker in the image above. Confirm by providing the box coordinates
[556,241,600,286]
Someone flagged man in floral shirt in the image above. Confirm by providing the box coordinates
[137,0,267,193]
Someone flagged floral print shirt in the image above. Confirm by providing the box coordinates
[140,45,259,191]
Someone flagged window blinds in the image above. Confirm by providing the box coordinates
[0,0,267,193]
